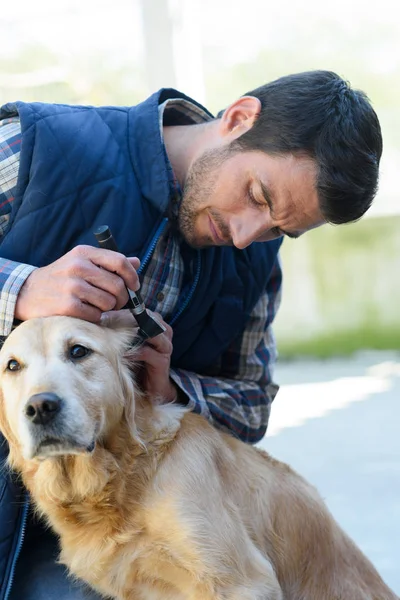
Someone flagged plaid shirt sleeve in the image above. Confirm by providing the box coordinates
[0,117,37,336]
[170,255,282,444]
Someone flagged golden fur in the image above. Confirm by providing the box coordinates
[0,316,397,600]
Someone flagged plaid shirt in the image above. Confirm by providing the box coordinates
[0,104,282,443]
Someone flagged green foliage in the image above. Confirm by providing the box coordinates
[275,215,400,357]
[278,324,400,359]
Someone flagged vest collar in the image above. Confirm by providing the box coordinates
[127,88,214,216]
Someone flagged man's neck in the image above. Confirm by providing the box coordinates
[163,121,217,187]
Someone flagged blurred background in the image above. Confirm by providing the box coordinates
[1,0,399,591]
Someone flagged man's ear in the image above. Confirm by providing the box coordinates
[218,96,261,141]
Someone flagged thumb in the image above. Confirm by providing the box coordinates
[128,257,141,270]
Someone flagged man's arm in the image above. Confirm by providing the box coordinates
[170,257,282,444]
[0,261,37,336]
[0,117,37,335]
[0,105,144,334]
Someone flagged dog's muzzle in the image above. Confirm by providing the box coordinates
[23,392,95,458]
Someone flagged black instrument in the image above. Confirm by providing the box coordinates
[94,225,165,340]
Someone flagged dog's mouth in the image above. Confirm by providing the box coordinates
[32,436,96,459]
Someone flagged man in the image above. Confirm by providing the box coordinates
[0,70,382,599]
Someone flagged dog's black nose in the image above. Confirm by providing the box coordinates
[25,393,62,425]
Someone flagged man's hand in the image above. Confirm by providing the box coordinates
[136,312,177,402]
[102,309,178,403]
[15,245,140,323]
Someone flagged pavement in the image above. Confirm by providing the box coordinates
[257,351,400,593]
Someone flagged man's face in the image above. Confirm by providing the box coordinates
[178,148,325,249]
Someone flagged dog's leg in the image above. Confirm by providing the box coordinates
[213,547,283,600]
[215,579,282,600]
[216,581,282,600]
[122,582,186,600]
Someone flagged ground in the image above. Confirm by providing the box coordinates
[258,351,400,593]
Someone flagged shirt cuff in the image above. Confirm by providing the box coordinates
[169,368,211,420]
[0,262,37,336]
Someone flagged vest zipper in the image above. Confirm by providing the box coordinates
[170,250,201,326]
[4,495,29,600]
[138,216,201,326]
[138,217,169,276]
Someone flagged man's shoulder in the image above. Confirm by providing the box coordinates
[3,100,133,123]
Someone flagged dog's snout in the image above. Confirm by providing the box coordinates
[25,393,62,425]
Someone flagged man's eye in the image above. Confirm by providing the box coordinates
[6,359,21,372]
[248,189,261,208]
[69,345,92,360]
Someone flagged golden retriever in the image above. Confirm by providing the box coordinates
[0,316,397,600]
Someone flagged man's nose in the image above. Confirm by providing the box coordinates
[230,215,271,249]
[24,392,62,425]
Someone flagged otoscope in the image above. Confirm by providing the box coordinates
[93,225,166,340]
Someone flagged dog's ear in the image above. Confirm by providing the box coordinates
[100,311,139,338]
[0,387,11,441]
[120,364,146,447]
[104,338,144,446]
[101,312,142,358]
[0,387,22,469]
[100,316,145,444]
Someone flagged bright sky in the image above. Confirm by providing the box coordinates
[2,0,144,60]
[3,0,399,69]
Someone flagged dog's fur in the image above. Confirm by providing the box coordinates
[0,316,397,600]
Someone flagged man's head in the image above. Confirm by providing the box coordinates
[177,70,382,249]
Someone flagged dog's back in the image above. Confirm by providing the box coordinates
[167,414,398,599]
[0,316,397,600]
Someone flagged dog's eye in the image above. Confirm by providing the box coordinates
[69,345,92,360]
[6,359,21,372]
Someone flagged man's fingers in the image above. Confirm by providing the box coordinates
[100,310,139,331]
[145,333,173,355]
[83,269,130,310]
[146,311,173,341]
[71,245,140,292]
[73,281,119,313]
[137,345,171,369]
[60,298,103,323]
[128,257,141,270]
[69,247,143,310]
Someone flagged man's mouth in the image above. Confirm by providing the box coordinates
[208,215,226,245]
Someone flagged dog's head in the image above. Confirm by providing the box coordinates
[0,316,139,465]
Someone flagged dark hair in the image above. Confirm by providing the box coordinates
[229,70,383,224]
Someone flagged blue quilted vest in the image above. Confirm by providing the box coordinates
[0,90,281,598]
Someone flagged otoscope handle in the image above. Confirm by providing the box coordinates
[93,225,165,339]
[94,226,145,309]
